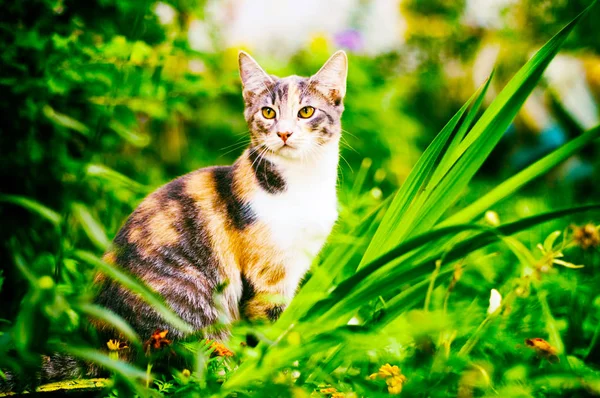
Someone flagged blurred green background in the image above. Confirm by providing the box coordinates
[1,0,599,395]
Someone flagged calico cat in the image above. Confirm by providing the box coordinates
[93,50,348,341]
[0,51,347,392]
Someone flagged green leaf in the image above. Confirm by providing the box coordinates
[359,84,478,266]
[543,230,563,252]
[85,164,150,193]
[0,194,62,226]
[108,120,151,148]
[57,346,148,388]
[402,8,589,240]
[42,105,90,136]
[442,125,600,226]
[77,303,141,347]
[72,203,110,250]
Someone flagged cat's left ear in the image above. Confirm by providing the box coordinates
[239,51,273,102]
[310,50,348,104]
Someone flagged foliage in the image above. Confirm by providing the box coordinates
[1,0,600,397]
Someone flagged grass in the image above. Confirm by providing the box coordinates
[1,1,600,397]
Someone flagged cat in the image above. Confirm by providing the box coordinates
[94,50,348,343]
[0,50,348,392]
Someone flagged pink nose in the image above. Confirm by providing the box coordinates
[277,131,292,143]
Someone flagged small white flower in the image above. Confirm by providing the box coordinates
[487,288,502,314]
[154,2,176,25]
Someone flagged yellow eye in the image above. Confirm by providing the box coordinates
[298,106,315,119]
[261,107,276,119]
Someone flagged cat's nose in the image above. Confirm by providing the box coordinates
[277,131,292,143]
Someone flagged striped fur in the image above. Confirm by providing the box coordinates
[94,51,348,344]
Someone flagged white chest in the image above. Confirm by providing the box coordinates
[249,147,339,270]
[251,186,338,258]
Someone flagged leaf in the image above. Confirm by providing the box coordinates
[442,125,600,226]
[56,345,148,393]
[543,231,563,252]
[359,81,483,266]
[36,378,108,393]
[42,105,90,136]
[72,203,110,250]
[85,163,150,193]
[402,7,590,240]
[77,303,141,347]
[108,120,151,148]
[0,194,62,226]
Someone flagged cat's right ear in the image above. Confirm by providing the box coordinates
[239,51,273,102]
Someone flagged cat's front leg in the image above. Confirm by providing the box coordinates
[242,291,286,322]
[241,258,308,322]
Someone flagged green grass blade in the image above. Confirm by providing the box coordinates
[431,72,494,187]
[309,204,600,326]
[401,6,590,240]
[60,346,147,380]
[72,203,110,251]
[359,92,474,266]
[77,303,141,347]
[367,80,493,253]
[441,124,600,226]
[0,194,62,226]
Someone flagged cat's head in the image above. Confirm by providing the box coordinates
[238,51,347,161]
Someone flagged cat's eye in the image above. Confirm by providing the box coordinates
[298,106,315,119]
[261,107,276,119]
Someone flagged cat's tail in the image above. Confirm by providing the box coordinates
[0,353,99,393]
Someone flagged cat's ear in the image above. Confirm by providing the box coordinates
[310,50,348,104]
[239,51,273,102]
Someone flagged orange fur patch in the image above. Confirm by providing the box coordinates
[233,151,259,201]
[185,170,242,320]
[146,200,181,247]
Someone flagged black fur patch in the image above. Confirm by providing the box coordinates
[212,166,256,230]
[247,148,286,194]
[240,275,256,309]
[266,305,284,322]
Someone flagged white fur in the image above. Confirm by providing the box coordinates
[249,141,340,299]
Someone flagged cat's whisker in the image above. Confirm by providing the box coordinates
[340,136,358,154]
[220,139,250,151]
[221,139,249,150]
[220,144,250,158]
[341,128,357,139]
[339,152,353,173]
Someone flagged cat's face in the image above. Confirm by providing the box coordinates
[239,51,347,160]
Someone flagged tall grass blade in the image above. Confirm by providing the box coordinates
[401,6,591,240]
[359,90,476,266]
[442,124,600,225]
[77,303,141,347]
[0,195,62,226]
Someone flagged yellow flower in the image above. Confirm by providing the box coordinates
[320,388,338,394]
[386,374,407,394]
[106,339,127,351]
[378,363,401,378]
[319,387,346,397]
[369,364,407,395]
